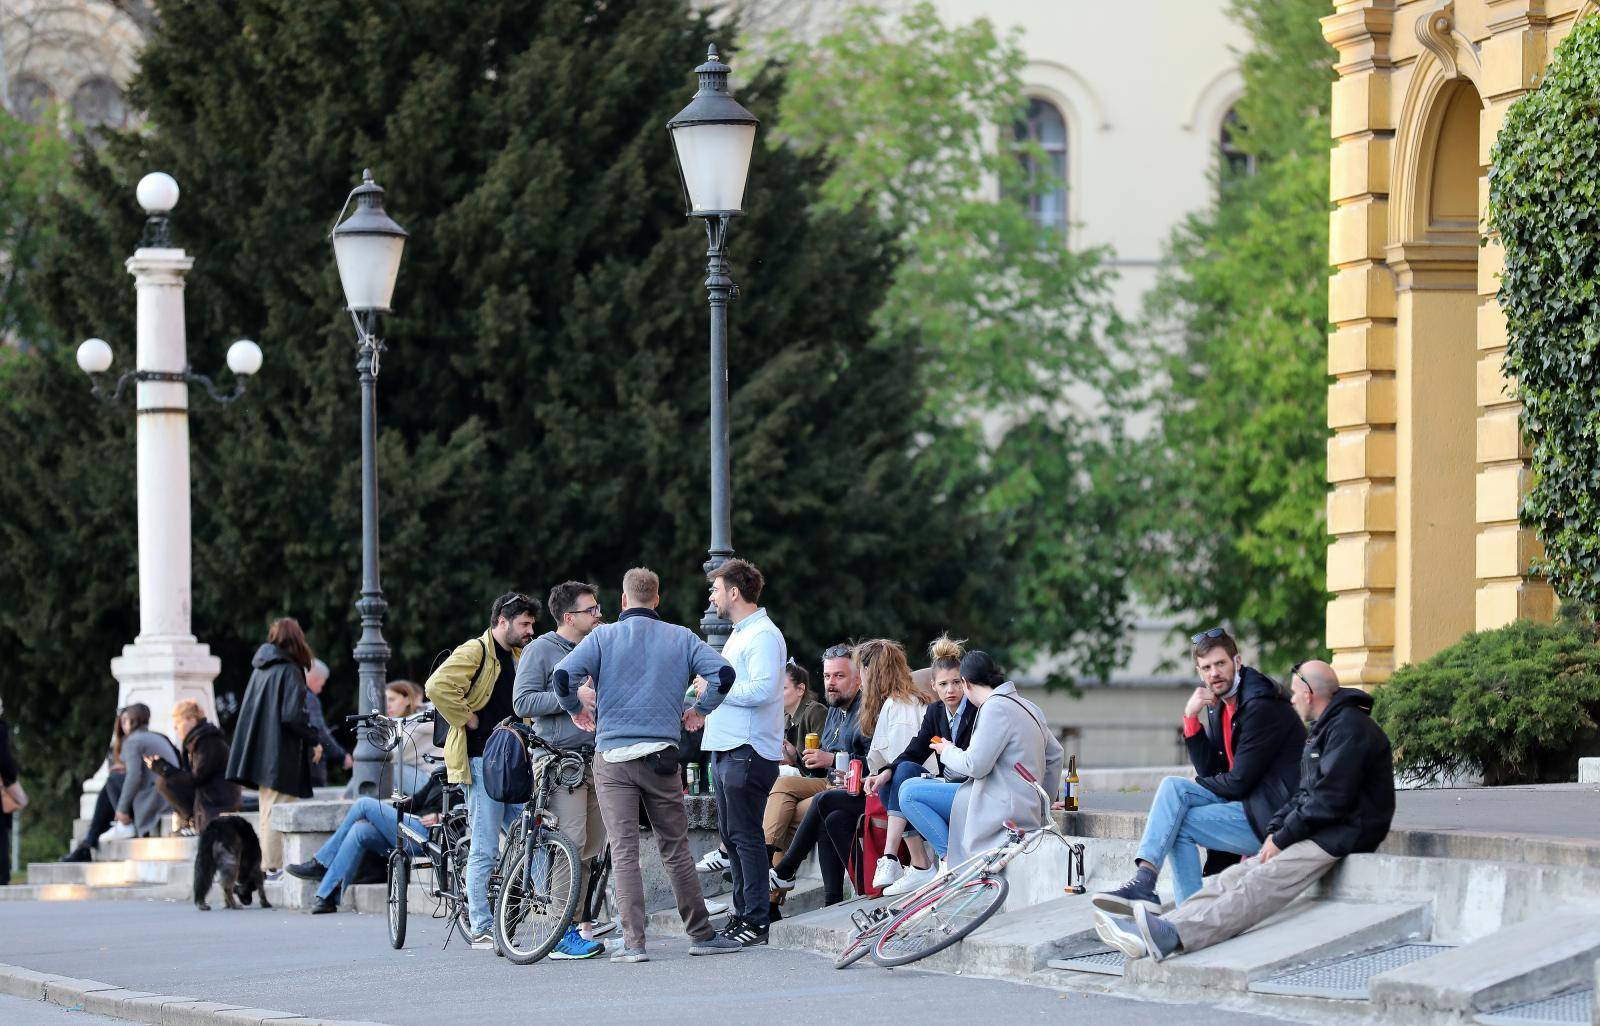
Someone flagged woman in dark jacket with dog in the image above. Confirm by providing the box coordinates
[153,700,242,832]
[227,618,319,873]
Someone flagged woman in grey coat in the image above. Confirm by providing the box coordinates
[904,651,1062,868]
[109,704,181,839]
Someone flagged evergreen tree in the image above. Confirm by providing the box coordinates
[1139,0,1334,664]
[2,0,1007,844]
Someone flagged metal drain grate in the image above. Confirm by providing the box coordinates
[1047,948,1127,976]
[1249,942,1451,999]
[1476,988,1594,1026]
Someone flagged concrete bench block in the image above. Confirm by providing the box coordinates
[958,892,1099,976]
[1578,758,1598,784]
[1370,912,1600,1019]
[1124,899,1430,994]
[0,964,73,1000]
[269,800,355,833]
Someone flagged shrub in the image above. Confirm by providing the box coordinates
[1373,619,1600,785]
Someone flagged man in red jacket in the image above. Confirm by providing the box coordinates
[1093,628,1306,912]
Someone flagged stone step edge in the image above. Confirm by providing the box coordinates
[0,961,396,1026]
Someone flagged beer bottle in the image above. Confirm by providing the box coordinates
[1063,755,1080,812]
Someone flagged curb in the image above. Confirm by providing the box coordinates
[0,963,395,1026]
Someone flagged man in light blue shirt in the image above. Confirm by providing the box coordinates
[695,558,786,945]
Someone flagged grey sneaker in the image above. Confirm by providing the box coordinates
[1092,908,1149,960]
[467,929,496,951]
[1134,904,1183,962]
[689,932,744,955]
[610,946,649,963]
[1090,869,1162,917]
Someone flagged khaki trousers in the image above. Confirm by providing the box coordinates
[548,771,607,922]
[1166,839,1338,952]
[593,755,714,951]
[258,788,297,870]
[763,776,828,857]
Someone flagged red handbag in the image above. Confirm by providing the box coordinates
[849,792,909,899]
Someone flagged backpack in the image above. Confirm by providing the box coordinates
[480,721,533,804]
[428,638,488,748]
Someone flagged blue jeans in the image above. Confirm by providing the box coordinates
[312,797,423,901]
[899,777,961,858]
[466,756,523,936]
[883,761,928,817]
[1134,776,1262,902]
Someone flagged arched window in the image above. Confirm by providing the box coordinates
[1219,106,1256,180]
[1012,98,1068,234]
[72,77,128,131]
[8,76,56,125]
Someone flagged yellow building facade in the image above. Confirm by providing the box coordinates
[1322,0,1595,684]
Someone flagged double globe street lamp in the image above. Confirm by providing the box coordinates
[667,44,759,652]
[330,169,409,797]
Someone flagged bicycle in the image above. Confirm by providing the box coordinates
[490,723,586,965]
[833,762,1085,970]
[582,847,613,930]
[348,709,474,951]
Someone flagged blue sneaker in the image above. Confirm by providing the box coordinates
[549,924,604,960]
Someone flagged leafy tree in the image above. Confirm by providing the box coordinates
[0,105,73,348]
[768,2,1140,679]
[1138,0,1334,666]
[1,0,1009,848]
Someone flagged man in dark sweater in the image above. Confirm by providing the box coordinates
[1096,660,1395,961]
[1094,628,1305,913]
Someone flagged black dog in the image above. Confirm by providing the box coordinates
[194,815,271,911]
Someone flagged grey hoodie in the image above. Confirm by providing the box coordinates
[513,630,593,751]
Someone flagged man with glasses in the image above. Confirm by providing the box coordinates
[1092,627,1306,915]
[426,591,540,950]
[513,580,609,958]
[1095,659,1395,963]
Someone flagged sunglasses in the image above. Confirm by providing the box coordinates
[1190,626,1228,646]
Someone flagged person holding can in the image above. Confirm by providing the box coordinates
[769,640,927,907]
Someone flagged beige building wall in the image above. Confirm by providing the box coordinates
[0,0,144,129]
[1323,0,1584,685]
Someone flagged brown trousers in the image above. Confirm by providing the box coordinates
[547,770,607,922]
[763,776,828,856]
[1167,839,1339,952]
[593,754,714,951]
[257,788,296,870]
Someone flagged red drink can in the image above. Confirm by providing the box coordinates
[846,758,864,795]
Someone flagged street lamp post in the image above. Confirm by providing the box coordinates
[73,171,262,816]
[668,44,759,652]
[330,169,408,797]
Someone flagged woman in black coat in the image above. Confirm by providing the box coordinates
[225,617,319,872]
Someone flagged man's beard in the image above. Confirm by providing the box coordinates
[825,689,850,707]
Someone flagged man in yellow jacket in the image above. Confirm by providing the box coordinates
[425,592,539,949]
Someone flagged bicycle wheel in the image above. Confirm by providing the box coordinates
[870,874,1009,968]
[448,836,472,938]
[494,828,581,965]
[584,851,612,927]
[387,848,409,949]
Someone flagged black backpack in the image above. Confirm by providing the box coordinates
[481,721,534,804]
[428,638,487,748]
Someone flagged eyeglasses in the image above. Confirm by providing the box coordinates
[571,605,602,619]
[1190,626,1228,646]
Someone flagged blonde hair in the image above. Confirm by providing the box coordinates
[622,567,660,605]
[386,680,424,714]
[928,633,965,673]
[856,639,925,737]
[171,700,204,725]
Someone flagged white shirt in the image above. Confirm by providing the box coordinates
[701,607,787,761]
[867,695,928,773]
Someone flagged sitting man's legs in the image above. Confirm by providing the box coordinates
[1093,775,1239,913]
[1170,802,1265,901]
[762,775,828,857]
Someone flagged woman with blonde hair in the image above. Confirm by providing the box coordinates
[150,700,241,832]
[386,680,443,796]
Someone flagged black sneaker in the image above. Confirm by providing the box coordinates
[723,919,768,947]
[1090,872,1162,917]
[286,859,326,882]
[309,895,337,915]
[59,846,93,864]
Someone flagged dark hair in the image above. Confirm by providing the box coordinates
[547,580,599,624]
[490,592,541,627]
[267,617,315,672]
[707,557,764,604]
[1193,630,1239,662]
[122,702,151,734]
[958,650,1006,688]
[784,660,810,691]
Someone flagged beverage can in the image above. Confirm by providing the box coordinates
[834,751,849,772]
[687,764,700,796]
[804,732,820,751]
[846,758,864,796]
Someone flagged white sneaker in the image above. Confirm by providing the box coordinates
[883,862,936,897]
[695,849,729,873]
[704,898,731,916]
[769,868,796,893]
[581,921,618,941]
[99,822,135,843]
[872,855,904,890]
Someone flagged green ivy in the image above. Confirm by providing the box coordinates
[1486,15,1600,618]
[1372,618,1600,785]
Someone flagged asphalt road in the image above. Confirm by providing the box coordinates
[0,900,1295,1026]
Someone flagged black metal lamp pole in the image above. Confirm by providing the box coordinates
[331,170,408,796]
[668,45,759,652]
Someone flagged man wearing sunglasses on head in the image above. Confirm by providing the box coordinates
[1092,626,1305,916]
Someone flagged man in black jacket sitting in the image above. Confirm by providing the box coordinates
[1095,659,1396,961]
[1094,628,1306,913]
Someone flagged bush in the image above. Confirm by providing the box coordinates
[1373,619,1600,785]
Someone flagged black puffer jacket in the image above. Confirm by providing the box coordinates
[1186,666,1307,840]
[1267,688,1396,857]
